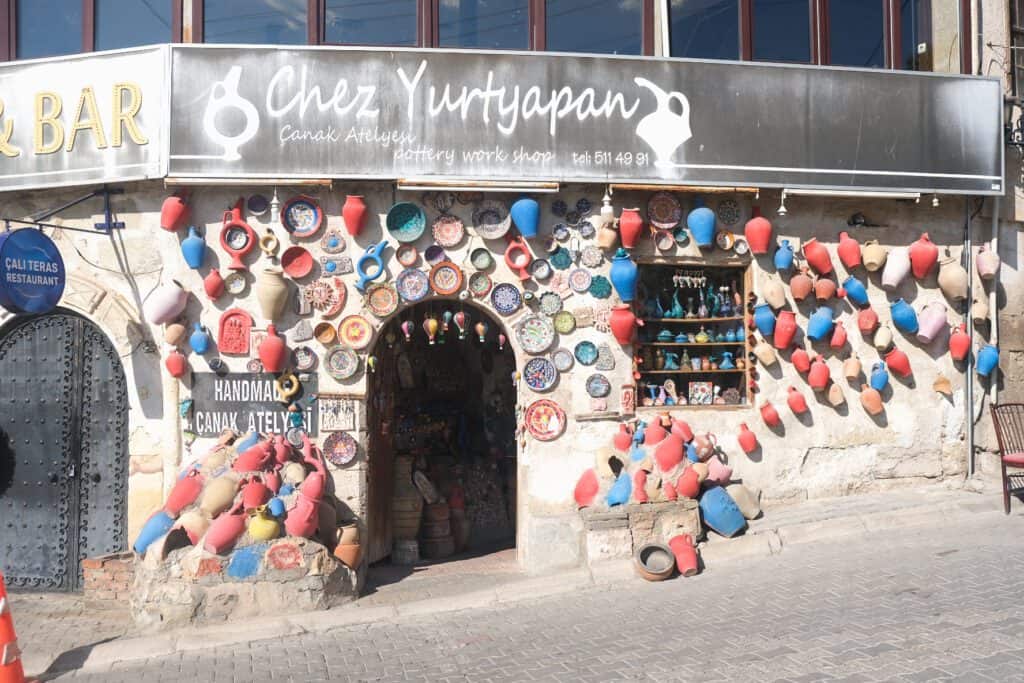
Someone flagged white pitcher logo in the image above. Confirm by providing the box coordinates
[203,65,260,162]
[633,77,692,167]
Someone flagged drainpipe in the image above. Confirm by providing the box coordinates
[965,197,975,477]
[989,199,1000,411]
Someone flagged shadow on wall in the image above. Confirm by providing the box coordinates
[0,429,13,497]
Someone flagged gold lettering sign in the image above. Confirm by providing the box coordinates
[34,92,64,154]
[24,82,148,156]
[0,99,20,158]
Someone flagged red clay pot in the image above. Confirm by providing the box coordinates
[233,440,273,472]
[633,470,649,503]
[160,191,190,232]
[837,231,861,270]
[675,467,700,499]
[671,418,694,443]
[737,423,758,454]
[258,324,288,373]
[760,402,781,427]
[203,500,247,555]
[743,208,773,255]
[668,534,699,576]
[272,433,291,467]
[808,356,830,391]
[830,320,848,349]
[857,307,879,334]
[644,419,667,446]
[264,468,281,494]
[949,323,971,361]
[574,468,599,507]
[613,424,633,452]
[164,470,205,517]
[654,432,685,472]
[884,347,912,378]
[165,348,188,378]
[814,277,837,302]
[610,304,642,345]
[342,195,368,237]
[662,481,678,501]
[790,267,813,301]
[787,386,809,414]
[792,347,811,373]
[773,311,798,350]
[203,270,225,300]
[241,476,270,511]
[618,208,644,249]
[909,232,939,279]
[802,237,834,275]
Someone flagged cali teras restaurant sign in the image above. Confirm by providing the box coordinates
[169,45,1002,195]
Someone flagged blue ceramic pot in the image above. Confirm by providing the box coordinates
[278,484,295,496]
[890,298,919,335]
[842,276,869,307]
[753,303,776,337]
[267,497,286,517]
[181,225,206,270]
[510,197,540,238]
[806,307,835,341]
[235,431,260,452]
[686,442,698,463]
[774,238,795,272]
[699,486,747,537]
[719,352,735,370]
[687,198,716,248]
[736,326,746,342]
[606,471,632,507]
[977,344,1000,377]
[869,362,889,391]
[609,248,638,302]
[189,323,210,355]
[133,510,174,554]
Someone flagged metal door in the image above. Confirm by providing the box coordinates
[0,312,128,591]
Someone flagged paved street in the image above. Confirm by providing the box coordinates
[44,509,1024,683]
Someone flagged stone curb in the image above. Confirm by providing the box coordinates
[71,494,1001,676]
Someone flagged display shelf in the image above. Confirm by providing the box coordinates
[643,317,744,323]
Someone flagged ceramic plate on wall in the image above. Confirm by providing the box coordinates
[491,283,522,315]
[524,399,566,441]
[473,200,512,239]
[585,373,612,398]
[574,340,598,365]
[292,345,317,371]
[569,268,592,293]
[386,202,427,243]
[338,315,374,350]
[647,192,682,230]
[281,195,324,237]
[429,262,464,296]
[468,271,492,298]
[523,357,558,392]
[432,215,465,247]
[396,268,430,302]
[553,310,576,334]
[365,283,399,318]
[470,247,494,270]
[516,315,556,355]
[323,431,358,467]
[539,291,563,316]
[320,229,346,254]
[551,348,574,372]
[396,244,418,267]
[325,345,360,381]
[580,246,603,268]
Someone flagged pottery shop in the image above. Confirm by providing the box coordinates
[0,43,1004,619]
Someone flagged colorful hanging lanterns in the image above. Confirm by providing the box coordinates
[422,316,439,345]
[475,321,488,342]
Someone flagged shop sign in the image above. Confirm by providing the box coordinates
[188,373,318,438]
[168,46,1002,195]
[0,228,65,314]
[0,46,166,192]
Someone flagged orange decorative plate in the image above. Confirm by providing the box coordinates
[429,261,464,296]
[524,399,566,441]
[338,314,374,350]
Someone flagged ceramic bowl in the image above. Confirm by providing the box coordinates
[281,246,314,278]
[314,322,337,346]
[471,247,494,270]
[634,543,675,582]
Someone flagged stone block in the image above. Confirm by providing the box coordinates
[524,514,583,573]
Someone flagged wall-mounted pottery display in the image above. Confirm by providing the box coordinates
[365,282,399,318]
[314,322,337,346]
[259,230,280,257]
[204,270,226,300]
[472,200,511,239]
[144,280,188,325]
[323,431,358,467]
[320,228,346,254]
[218,308,253,355]
[342,195,367,236]
[552,348,574,372]
[510,197,540,238]
[468,271,492,297]
[338,315,374,350]
[523,357,558,392]
[181,225,206,269]
[429,261,464,296]
[580,245,603,269]
[977,243,1001,280]
[539,291,563,316]
[491,283,523,315]
[470,247,493,270]
[292,345,317,371]
[862,240,887,271]
[523,399,566,441]
[325,345,360,381]
[618,207,643,249]
[553,310,576,334]
[320,255,354,277]
[743,208,772,255]
[258,325,288,373]
[529,258,552,280]
[802,237,833,275]
[220,198,255,270]
[281,246,314,278]
[909,233,939,279]
[355,241,388,292]
[977,344,1000,377]
[396,268,430,302]
[837,231,861,269]
[647,192,682,230]
[160,191,190,232]
[569,268,592,293]
[516,315,556,354]
[882,246,911,289]
[256,268,290,321]
[575,340,598,365]
[281,195,324,237]
[774,239,795,271]
[396,244,418,267]
[432,215,465,247]
[189,323,211,355]
[586,373,611,398]
[588,275,612,299]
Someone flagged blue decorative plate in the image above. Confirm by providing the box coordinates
[589,275,612,299]
[551,200,568,216]
[281,195,324,237]
[585,373,611,398]
[575,340,598,366]
[386,202,427,243]
[395,268,430,302]
[491,283,522,315]
[523,357,558,393]
[549,246,572,270]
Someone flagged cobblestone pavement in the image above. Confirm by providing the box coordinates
[49,510,1024,683]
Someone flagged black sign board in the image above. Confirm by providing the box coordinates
[189,373,318,438]
[168,46,1003,195]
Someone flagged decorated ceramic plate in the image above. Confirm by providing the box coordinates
[320,229,346,254]
[654,230,675,252]
[716,230,736,251]
[472,200,512,239]
[396,244,418,267]
[432,215,465,247]
[647,191,683,230]
[734,238,750,255]
[588,275,612,299]
[338,315,374,350]
[386,202,427,243]
[585,373,612,398]
[552,223,570,241]
[516,315,556,355]
[569,268,592,293]
[551,199,568,216]
[539,291,563,316]
[491,283,522,315]
[468,271,492,298]
[304,278,345,314]
[429,262,464,296]
[523,357,558,393]
[551,347,574,372]
[323,431,358,467]
[224,271,246,295]
[553,310,576,334]
[424,244,447,266]
[324,278,348,317]
[286,427,306,448]
[292,345,317,371]
[524,399,566,441]
[325,345,360,381]
[281,195,324,237]
[575,198,592,214]
[365,282,399,318]
[580,245,603,268]
[549,246,572,270]
[717,199,741,225]
[578,222,596,240]
[396,268,430,302]
[529,258,552,280]
[470,247,493,270]
[575,340,598,365]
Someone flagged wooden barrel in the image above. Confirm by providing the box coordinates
[423,502,450,522]
[392,505,422,540]
[392,539,419,565]
[421,518,451,539]
[392,455,423,541]
[420,535,455,559]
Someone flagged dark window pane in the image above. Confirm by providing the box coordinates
[669,0,739,60]
[829,0,884,67]
[546,0,643,55]
[204,0,307,44]
[900,0,961,73]
[96,0,173,51]
[325,0,418,46]
[16,0,82,59]
[751,0,810,63]
[440,0,529,50]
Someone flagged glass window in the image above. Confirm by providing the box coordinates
[545,0,643,55]
[751,0,811,63]
[669,0,739,61]
[900,0,961,73]
[325,0,418,46]
[439,0,529,50]
[16,0,82,59]
[96,0,173,51]
[204,0,307,44]
[828,0,884,67]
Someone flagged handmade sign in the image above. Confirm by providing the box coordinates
[189,373,318,437]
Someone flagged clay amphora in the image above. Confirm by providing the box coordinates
[574,469,600,508]
[949,323,970,361]
[774,239,795,271]
[203,269,225,300]
[790,267,813,301]
[160,191,190,232]
[241,476,270,510]
[256,268,289,322]
[705,455,733,485]
[133,510,175,554]
[668,534,699,576]
[644,419,667,445]
[837,231,861,269]
[164,322,188,346]
[671,418,694,443]
[890,298,919,335]
[737,423,758,454]
[654,432,685,472]
[916,301,947,344]
[763,277,787,310]
[233,440,272,472]
[791,347,811,373]
[842,275,869,307]
[976,243,1001,280]
[977,344,1000,377]
[199,475,239,517]
[165,470,205,517]
[744,208,772,254]
[618,208,644,249]
[806,307,835,342]
[787,386,808,414]
[693,433,717,461]
[874,323,894,351]
[802,237,833,275]
[862,240,887,272]
[272,433,291,467]
[884,347,912,378]
[860,384,883,415]
[610,304,642,344]
[827,383,846,407]
[165,348,188,378]
[814,276,837,302]
[203,500,247,554]
[258,324,288,373]
[760,401,781,427]
[882,246,911,289]
[909,233,939,279]
[675,467,701,498]
[773,310,798,350]
[808,356,830,391]
[613,424,633,452]
[175,510,210,545]
[753,338,778,365]
[830,321,848,349]
[869,362,890,391]
[971,296,989,322]
[857,306,879,334]
[937,256,968,301]
[698,486,747,537]
[843,354,862,380]
[342,195,368,236]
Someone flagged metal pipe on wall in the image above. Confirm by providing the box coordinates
[989,198,1000,411]
[965,196,975,476]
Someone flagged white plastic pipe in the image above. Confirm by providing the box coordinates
[989,198,1000,409]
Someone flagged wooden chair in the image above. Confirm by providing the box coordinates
[990,404,1024,513]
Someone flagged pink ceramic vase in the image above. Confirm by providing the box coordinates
[203,501,247,555]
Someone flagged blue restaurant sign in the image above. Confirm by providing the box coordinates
[0,229,66,314]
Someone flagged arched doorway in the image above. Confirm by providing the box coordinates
[0,310,129,591]
[366,301,517,565]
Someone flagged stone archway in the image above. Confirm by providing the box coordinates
[364,299,519,564]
